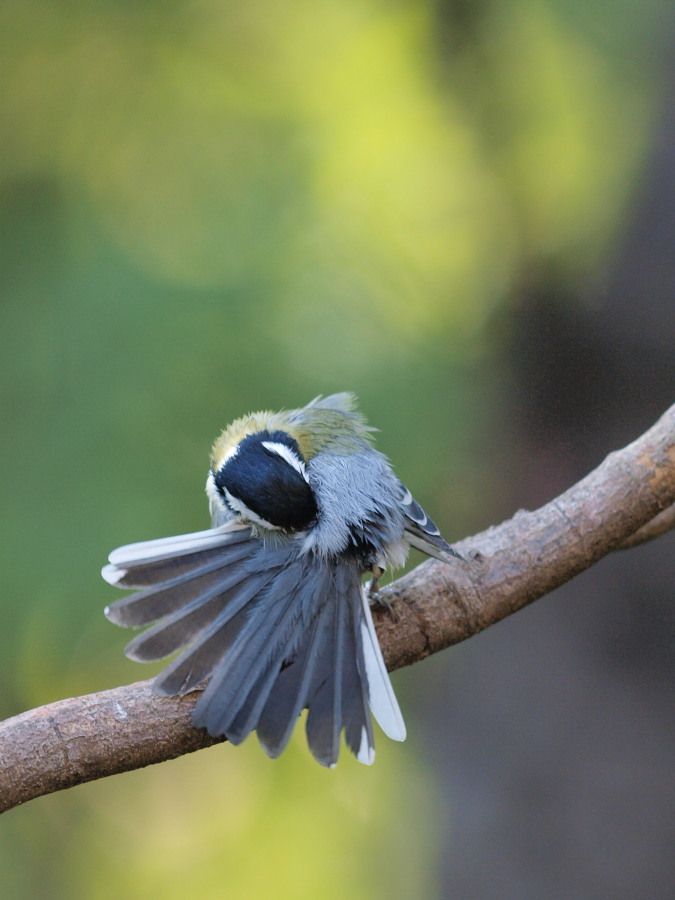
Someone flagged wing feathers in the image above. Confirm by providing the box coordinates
[397,480,464,563]
[404,532,465,563]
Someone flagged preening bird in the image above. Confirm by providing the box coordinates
[103,393,462,767]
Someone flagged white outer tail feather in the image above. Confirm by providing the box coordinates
[359,587,407,742]
[107,523,248,568]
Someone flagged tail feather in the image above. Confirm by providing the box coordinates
[103,526,254,590]
[108,523,250,567]
[192,561,306,737]
[152,569,276,695]
[341,573,375,764]
[222,609,307,746]
[105,552,253,628]
[225,566,337,747]
[359,591,407,742]
[153,608,249,696]
[104,529,405,765]
[305,580,345,767]
[256,612,326,758]
[123,568,273,662]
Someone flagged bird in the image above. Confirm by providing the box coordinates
[103,393,462,767]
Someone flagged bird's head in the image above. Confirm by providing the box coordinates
[207,411,319,531]
[207,396,374,532]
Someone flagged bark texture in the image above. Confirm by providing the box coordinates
[1,403,673,814]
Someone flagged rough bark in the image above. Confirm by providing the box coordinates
[1,403,673,814]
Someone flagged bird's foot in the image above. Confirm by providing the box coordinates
[367,568,400,621]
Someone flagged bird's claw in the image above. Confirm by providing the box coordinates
[368,584,400,622]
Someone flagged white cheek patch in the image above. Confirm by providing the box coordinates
[206,472,227,511]
[261,441,309,482]
[223,488,281,531]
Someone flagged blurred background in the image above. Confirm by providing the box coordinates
[1,1,673,897]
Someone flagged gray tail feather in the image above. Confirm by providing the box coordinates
[104,531,384,766]
[151,544,299,695]
[103,527,254,590]
[339,568,375,763]
[125,567,276,666]
[107,545,257,629]
[191,557,376,767]
[304,564,374,766]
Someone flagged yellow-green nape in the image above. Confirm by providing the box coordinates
[291,411,373,459]
[210,410,290,471]
[210,394,375,471]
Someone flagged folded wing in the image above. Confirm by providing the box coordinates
[397,481,465,562]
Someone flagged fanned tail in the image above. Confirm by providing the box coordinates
[103,529,406,766]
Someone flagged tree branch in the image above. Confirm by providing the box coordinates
[618,501,675,549]
[1,404,673,813]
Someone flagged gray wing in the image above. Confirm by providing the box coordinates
[396,482,465,562]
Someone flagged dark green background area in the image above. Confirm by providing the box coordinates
[1,2,672,898]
